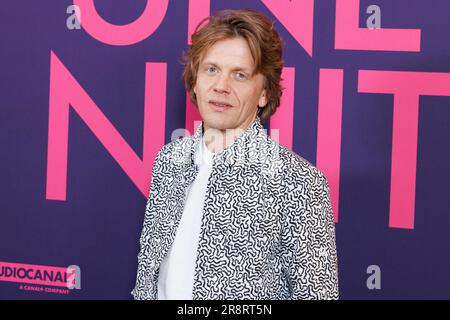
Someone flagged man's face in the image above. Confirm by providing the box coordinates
[193,37,267,133]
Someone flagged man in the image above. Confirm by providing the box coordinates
[131,8,339,300]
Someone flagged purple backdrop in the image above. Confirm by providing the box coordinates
[1,0,449,299]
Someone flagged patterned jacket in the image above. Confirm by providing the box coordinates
[131,116,339,299]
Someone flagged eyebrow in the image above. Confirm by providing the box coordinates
[200,61,253,74]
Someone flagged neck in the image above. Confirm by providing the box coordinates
[202,114,257,154]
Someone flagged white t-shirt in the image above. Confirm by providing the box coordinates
[157,134,215,300]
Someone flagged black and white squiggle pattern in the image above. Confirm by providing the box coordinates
[131,116,339,300]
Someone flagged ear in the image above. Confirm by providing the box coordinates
[258,89,267,107]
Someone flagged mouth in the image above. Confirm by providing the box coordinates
[209,100,233,112]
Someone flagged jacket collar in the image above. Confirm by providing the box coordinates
[186,116,267,169]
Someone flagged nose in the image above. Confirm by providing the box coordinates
[213,73,230,95]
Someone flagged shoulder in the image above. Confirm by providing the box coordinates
[266,140,332,223]
[153,135,194,164]
[266,137,329,191]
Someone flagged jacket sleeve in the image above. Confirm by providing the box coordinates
[280,169,339,299]
[130,147,165,300]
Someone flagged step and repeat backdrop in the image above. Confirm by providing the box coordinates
[1,0,449,299]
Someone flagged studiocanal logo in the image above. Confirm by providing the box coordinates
[0,261,81,295]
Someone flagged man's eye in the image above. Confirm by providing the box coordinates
[206,67,216,73]
[235,72,247,80]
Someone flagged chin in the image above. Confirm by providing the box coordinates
[202,114,235,131]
